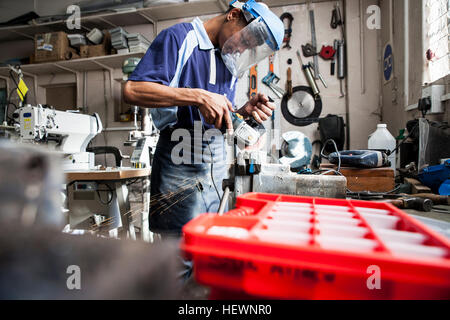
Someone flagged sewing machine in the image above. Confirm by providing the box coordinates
[16,104,102,170]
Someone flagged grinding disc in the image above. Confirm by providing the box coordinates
[281,86,322,127]
[287,90,315,119]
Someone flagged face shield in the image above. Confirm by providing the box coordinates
[221,16,278,78]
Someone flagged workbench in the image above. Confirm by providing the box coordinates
[65,168,151,241]
[405,207,450,239]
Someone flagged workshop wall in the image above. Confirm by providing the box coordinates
[158,0,381,152]
[1,0,383,166]
[380,0,450,139]
[0,0,78,22]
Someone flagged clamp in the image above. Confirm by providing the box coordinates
[280,12,294,50]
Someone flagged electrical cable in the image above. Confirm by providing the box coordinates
[346,185,402,200]
[197,108,221,202]
[96,183,114,205]
[315,137,401,196]
[386,123,418,157]
[5,86,19,124]
[126,178,140,186]
[320,138,341,173]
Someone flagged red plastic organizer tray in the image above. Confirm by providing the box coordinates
[182,193,450,300]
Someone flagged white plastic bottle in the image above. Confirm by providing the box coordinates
[368,124,396,171]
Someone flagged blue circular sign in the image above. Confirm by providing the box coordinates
[384,44,393,81]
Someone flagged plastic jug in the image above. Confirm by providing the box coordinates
[368,124,396,171]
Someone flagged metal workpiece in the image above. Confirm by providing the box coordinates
[252,170,347,199]
[233,162,347,200]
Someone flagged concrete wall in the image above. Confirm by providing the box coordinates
[0,0,87,22]
[1,0,383,167]
[379,0,449,140]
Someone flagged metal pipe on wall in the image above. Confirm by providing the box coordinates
[360,0,366,95]
[342,0,351,150]
[404,0,409,110]
[83,71,88,114]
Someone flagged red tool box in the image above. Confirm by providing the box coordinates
[181,193,450,300]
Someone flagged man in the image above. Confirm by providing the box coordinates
[124,0,283,238]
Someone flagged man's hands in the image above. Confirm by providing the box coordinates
[237,93,275,123]
[195,91,274,132]
[123,82,273,130]
[197,90,234,132]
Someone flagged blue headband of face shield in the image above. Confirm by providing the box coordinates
[229,0,284,50]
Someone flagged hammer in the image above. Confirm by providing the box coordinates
[385,197,434,212]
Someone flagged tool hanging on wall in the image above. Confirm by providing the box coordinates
[262,54,285,99]
[331,2,344,30]
[319,45,336,60]
[248,65,258,98]
[309,62,328,88]
[286,67,293,99]
[302,44,336,61]
[331,51,336,76]
[301,43,317,57]
[269,53,274,73]
[280,12,294,50]
[298,50,327,89]
[308,8,320,80]
[281,86,322,127]
[296,50,320,98]
[335,39,346,98]
[281,51,323,126]
[331,2,346,98]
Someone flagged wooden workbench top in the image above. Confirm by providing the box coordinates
[65,168,151,183]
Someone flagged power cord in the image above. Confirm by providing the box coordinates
[312,138,401,196]
[126,178,140,186]
[319,139,341,173]
[5,83,19,124]
[197,108,221,202]
[386,123,418,157]
[96,183,114,205]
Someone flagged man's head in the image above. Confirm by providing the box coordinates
[218,7,248,49]
[218,1,284,78]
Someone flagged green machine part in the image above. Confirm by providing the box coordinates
[122,57,141,77]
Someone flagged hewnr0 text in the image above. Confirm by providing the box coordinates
[222,304,272,315]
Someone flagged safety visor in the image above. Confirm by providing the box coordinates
[221,16,278,78]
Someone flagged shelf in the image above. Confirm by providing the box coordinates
[0,0,225,43]
[0,0,331,43]
[0,52,145,77]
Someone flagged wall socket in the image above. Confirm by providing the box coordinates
[422,84,445,114]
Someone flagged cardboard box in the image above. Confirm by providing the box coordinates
[80,31,112,58]
[34,32,72,63]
